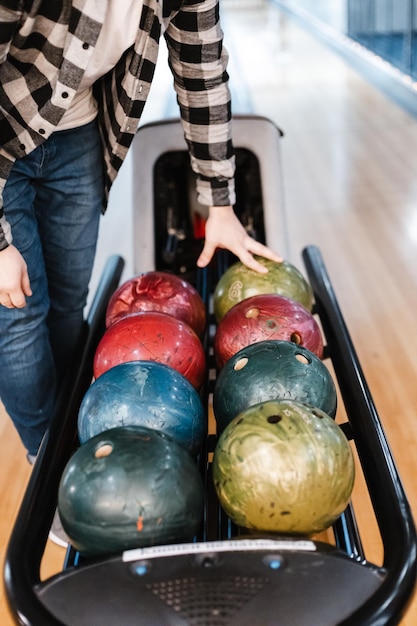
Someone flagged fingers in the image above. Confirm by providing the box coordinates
[0,295,14,308]
[237,250,269,274]
[0,290,27,308]
[197,236,283,273]
[0,245,32,308]
[246,238,283,264]
[0,272,31,308]
[196,208,283,273]
[10,290,28,308]
[197,237,283,274]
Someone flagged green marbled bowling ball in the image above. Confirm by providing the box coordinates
[213,257,314,322]
[213,399,354,535]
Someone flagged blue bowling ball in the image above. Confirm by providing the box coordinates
[78,360,206,456]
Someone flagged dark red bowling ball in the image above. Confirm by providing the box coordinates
[106,271,206,338]
[214,294,323,369]
[93,311,206,389]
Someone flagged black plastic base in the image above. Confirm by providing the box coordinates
[36,539,383,626]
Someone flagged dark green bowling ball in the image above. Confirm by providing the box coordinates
[58,426,205,556]
[213,340,337,433]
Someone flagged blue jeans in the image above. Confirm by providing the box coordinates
[1,120,104,455]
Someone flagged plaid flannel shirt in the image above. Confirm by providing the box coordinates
[0,0,236,249]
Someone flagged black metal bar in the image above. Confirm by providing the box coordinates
[333,503,366,563]
[302,244,417,625]
[4,255,125,626]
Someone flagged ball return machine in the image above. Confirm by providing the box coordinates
[4,115,417,625]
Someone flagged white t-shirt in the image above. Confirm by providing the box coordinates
[57,0,144,130]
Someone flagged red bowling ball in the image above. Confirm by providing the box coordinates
[105,271,206,338]
[214,294,323,369]
[93,311,206,389]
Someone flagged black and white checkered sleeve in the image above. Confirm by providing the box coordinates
[164,0,236,207]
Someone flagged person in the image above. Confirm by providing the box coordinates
[0,0,281,468]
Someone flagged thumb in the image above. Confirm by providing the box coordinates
[22,270,32,297]
[197,240,216,268]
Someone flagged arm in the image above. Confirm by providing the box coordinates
[164,0,235,208]
[164,0,281,269]
[0,2,23,64]
[0,180,32,308]
[0,3,31,307]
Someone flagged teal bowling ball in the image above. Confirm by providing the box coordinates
[58,426,205,556]
[78,360,206,456]
[213,340,337,433]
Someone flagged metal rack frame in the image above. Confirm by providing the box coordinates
[3,246,417,625]
[3,114,417,624]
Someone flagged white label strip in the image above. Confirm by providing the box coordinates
[122,539,317,563]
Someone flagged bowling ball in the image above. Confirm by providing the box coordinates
[213,399,355,535]
[106,271,206,338]
[58,425,205,556]
[78,360,206,456]
[214,293,323,369]
[213,340,337,433]
[213,257,314,322]
[93,311,206,389]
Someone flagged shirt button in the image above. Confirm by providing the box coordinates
[19,144,25,151]
[39,128,46,134]
[62,92,69,98]
[82,42,89,50]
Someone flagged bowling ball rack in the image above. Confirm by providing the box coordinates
[4,116,417,625]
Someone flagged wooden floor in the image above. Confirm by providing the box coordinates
[3,1,417,623]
